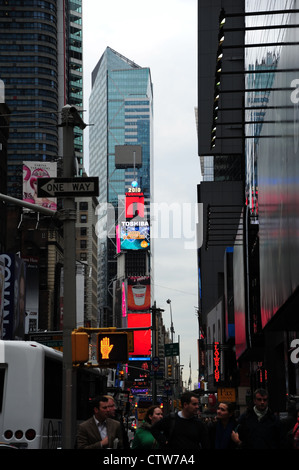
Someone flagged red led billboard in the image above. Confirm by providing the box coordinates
[127,313,151,356]
[125,193,144,218]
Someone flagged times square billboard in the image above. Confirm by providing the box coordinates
[114,276,151,357]
[116,191,150,251]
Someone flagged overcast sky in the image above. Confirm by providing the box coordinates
[82,0,201,387]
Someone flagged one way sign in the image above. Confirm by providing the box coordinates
[37,177,99,198]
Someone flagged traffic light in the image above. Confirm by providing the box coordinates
[72,331,89,363]
[97,332,128,365]
[167,364,172,377]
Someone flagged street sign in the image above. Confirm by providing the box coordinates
[217,387,236,402]
[37,177,99,198]
[164,342,180,357]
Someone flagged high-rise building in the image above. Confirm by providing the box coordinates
[197,0,299,410]
[75,195,98,327]
[0,1,85,334]
[0,103,10,252]
[0,0,83,201]
[89,47,153,329]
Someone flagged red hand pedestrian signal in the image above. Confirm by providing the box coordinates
[97,332,128,365]
[100,336,114,359]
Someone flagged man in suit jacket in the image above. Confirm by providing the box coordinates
[77,395,124,449]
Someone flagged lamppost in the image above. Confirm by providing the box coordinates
[166,299,175,342]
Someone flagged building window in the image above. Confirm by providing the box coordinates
[80,240,87,249]
[79,201,88,210]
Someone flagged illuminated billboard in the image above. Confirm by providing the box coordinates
[118,190,150,250]
[127,276,151,311]
[127,313,151,357]
[125,192,144,218]
[23,161,57,211]
[120,220,150,250]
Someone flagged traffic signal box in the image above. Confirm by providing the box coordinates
[72,329,129,366]
[168,364,172,377]
[97,331,128,366]
[72,331,89,363]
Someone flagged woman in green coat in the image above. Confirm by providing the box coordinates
[132,405,164,449]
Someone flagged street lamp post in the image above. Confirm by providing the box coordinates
[166,299,175,342]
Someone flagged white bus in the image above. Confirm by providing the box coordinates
[0,340,106,449]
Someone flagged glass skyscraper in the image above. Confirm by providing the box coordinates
[89,47,153,326]
[0,0,84,332]
[0,0,83,200]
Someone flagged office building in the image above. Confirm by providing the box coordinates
[197,0,299,409]
[0,0,85,335]
[76,195,98,327]
[89,47,153,330]
[0,0,83,202]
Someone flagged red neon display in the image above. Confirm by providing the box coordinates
[127,313,151,356]
[125,193,144,218]
[214,342,220,382]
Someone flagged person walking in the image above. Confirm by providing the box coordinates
[231,388,283,449]
[151,391,210,450]
[208,402,238,449]
[76,395,124,449]
[132,405,164,449]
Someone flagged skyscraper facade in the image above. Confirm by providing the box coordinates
[197,0,299,409]
[0,0,83,201]
[89,47,153,328]
[0,0,84,334]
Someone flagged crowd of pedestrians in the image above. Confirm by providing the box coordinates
[76,389,299,450]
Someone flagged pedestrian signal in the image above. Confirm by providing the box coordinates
[97,332,128,365]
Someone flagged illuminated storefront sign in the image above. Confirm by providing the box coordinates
[214,342,220,383]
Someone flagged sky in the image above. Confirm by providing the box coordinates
[82,0,201,387]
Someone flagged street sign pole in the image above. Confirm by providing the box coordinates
[60,105,86,449]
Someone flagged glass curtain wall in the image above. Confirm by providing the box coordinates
[245,0,299,326]
[89,48,153,324]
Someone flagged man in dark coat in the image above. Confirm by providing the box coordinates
[76,395,124,449]
[231,388,283,449]
[151,391,209,450]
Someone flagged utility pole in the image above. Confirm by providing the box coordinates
[59,105,86,449]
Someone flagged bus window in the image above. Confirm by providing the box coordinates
[0,368,5,413]
[44,357,62,420]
